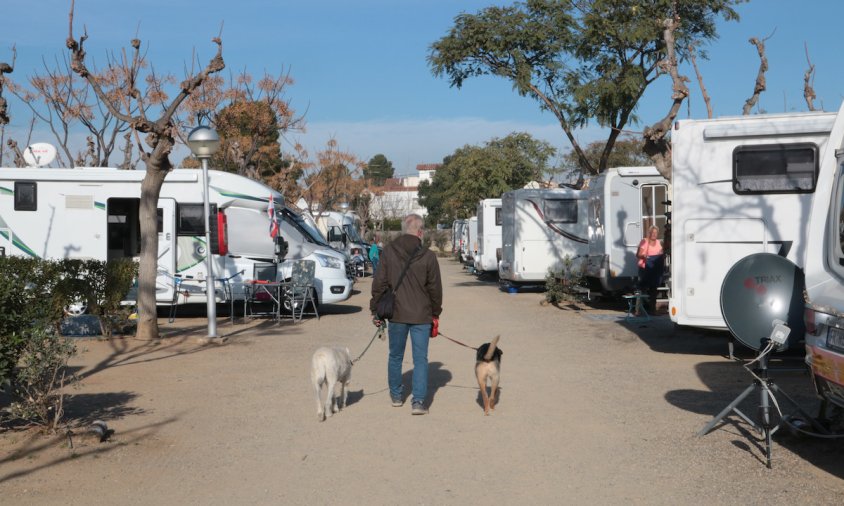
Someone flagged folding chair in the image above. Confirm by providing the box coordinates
[245,264,279,319]
[287,259,319,322]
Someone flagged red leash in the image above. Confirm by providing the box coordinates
[437,331,477,351]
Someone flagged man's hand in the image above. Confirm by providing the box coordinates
[372,315,383,328]
[430,316,439,338]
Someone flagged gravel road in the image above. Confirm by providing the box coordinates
[1,257,842,505]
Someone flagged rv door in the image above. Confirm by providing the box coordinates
[156,199,177,302]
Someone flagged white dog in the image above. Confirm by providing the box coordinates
[311,346,353,422]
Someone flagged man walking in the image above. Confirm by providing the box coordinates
[370,214,442,415]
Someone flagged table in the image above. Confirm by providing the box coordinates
[242,281,287,321]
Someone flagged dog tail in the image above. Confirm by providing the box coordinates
[484,335,500,361]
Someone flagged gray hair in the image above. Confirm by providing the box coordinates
[402,213,424,235]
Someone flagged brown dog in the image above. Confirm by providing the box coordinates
[475,335,502,415]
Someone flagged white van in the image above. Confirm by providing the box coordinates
[498,187,589,285]
[801,102,844,410]
[0,167,353,307]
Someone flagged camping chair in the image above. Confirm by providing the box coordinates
[245,263,280,319]
[286,259,319,322]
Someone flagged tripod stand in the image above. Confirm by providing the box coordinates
[697,344,820,469]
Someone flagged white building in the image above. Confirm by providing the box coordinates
[368,163,438,220]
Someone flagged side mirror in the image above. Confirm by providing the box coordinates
[274,236,288,262]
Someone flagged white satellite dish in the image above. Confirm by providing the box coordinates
[23,143,58,168]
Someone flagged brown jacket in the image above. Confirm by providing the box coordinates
[369,234,442,324]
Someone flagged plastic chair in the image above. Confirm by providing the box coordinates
[287,259,319,322]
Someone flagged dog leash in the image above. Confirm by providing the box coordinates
[352,326,385,364]
[438,331,478,351]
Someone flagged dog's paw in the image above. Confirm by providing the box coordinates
[317,411,325,422]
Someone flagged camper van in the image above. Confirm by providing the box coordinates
[460,216,478,267]
[669,110,836,330]
[585,167,669,295]
[474,198,502,274]
[498,187,589,286]
[801,102,844,410]
[0,167,353,308]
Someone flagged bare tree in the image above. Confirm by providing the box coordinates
[803,42,816,112]
[0,47,15,166]
[688,42,713,119]
[742,33,773,115]
[181,68,305,180]
[67,4,225,340]
[643,8,688,181]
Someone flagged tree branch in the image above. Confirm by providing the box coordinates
[742,35,770,115]
[803,42,816,112]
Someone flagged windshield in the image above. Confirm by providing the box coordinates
[343,223,364,244]
[280,207,330,247]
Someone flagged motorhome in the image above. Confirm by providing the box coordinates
[668,110,836,330]
[585,167,669,295]
[0,167,353,308]
[315,210,368,258]
[460,216,478,267]
[451,219,467,260]
[474,198,502,274]
[498,187,589,286]
[801,102,844,411]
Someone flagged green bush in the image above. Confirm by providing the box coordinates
[0,257,137,391]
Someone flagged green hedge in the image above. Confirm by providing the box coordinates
[0,257,137,392]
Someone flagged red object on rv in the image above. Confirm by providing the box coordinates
[216,210,228,256]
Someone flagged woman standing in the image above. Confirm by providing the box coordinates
[636,225,665,313]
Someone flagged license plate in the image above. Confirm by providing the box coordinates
[827,326,844,353]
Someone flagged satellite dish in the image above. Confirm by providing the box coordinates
[720,253,805,351]
[23,143,58,168]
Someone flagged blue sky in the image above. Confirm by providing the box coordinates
[2,0,843,175]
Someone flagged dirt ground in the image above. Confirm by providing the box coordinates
[1,258,843,505]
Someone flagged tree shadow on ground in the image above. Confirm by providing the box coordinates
[63,391,145,425]
[0,415,180,484]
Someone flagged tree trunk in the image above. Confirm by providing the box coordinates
[135,167,168,340]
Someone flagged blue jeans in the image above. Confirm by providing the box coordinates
[387,322,432,403]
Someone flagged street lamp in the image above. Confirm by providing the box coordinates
[187,125,221,341]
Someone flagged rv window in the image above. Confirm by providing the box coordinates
[14,182,37,211]
[733,144,817,194]
[837,167,844,265]
[543,199,578,223]
[177,203,216,236]
[495,207,502,226]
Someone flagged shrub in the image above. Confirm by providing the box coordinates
[545,256,587,305]
[8,327,77,430]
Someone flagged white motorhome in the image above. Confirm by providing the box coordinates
[0,167,353,307]
[315,210,368,257]
[801,102,844,410]
[474,198,502,274]
[460,216,478,267]
[498,187,589,285]
[669,110,836,330]
[585,167,669,295]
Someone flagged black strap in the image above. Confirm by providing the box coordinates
[391,243,423,295]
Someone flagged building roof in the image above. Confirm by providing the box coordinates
[416,163,440,172]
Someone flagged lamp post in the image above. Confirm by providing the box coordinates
[187,125,221,341]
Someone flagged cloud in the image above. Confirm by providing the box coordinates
[293,117,607,174]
